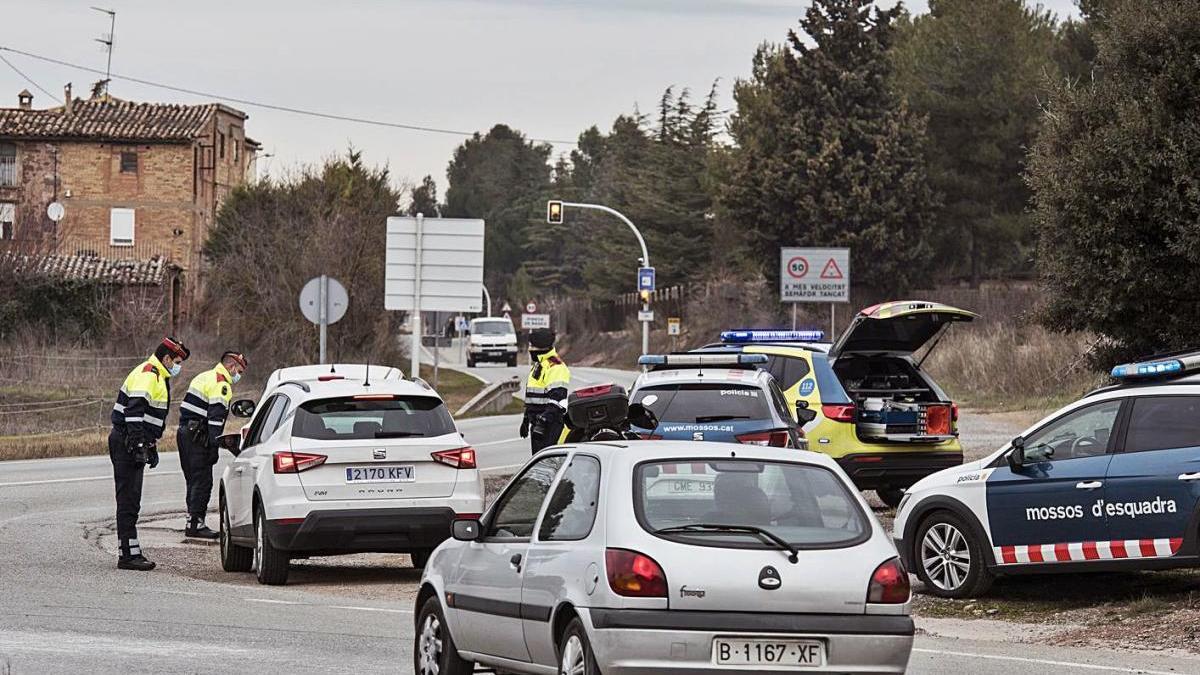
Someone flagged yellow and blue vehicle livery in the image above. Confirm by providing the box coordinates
[699,301,977,507]
[630,353,805,449]
[893,350,1200,598]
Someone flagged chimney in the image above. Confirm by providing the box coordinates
[17,89,32,110]
[63,83,73,116]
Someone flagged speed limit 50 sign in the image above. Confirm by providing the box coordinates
[780,247,849,303]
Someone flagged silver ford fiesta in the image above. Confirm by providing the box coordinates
[414,441,913,674]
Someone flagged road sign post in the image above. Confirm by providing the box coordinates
[780,247,850,336]
[300,275,349,364]
[385,214,485,378]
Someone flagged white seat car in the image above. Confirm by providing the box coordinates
[414,441,913,675]
[217,364,485,585]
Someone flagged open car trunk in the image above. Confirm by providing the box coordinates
[828,301,977,444]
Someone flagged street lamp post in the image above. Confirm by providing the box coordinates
[481,283,492,318]
[549,201,651,357]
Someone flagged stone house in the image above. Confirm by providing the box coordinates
[0,85,259,316]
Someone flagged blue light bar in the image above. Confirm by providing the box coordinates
[638,353,769,367]
[1111,359,1184,380]
[721,329,826,344]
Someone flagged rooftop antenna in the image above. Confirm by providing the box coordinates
[363,359,371,388]
[329,362,336,373]
[91,7,116,98]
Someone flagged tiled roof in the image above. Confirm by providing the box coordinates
[0,98,227,142]
[5,253,177,285]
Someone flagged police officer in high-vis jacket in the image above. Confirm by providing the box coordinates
[110,336,190,571]
[177,351,247,539]
[520,328,571,454]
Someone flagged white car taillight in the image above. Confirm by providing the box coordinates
[432,447,477,469]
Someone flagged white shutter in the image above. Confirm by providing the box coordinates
[110,208,135,246]
[0,203,13,224]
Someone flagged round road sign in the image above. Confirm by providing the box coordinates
[786,256,809,279]
[47,201,65,222]
[299,276,349,325]
[525,301,537,313]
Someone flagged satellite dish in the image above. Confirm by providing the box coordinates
[47,202,65,222]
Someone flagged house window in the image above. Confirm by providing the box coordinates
[120,151,138,173]
[233,138,240,163]
[0,143,15,187]
[218,132,226,159]
[110,207,135,246]
[0,203,14,240]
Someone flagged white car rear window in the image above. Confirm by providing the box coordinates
[635,459,868,549]
[292,396,455,440]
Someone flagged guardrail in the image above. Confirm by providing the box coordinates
[456,376,521,418]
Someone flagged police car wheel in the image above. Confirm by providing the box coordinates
[914,511,993,598]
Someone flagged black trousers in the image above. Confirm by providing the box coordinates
[176,425,214,521]
[530,419,564,454]
[108,429,144,544]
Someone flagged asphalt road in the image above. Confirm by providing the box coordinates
[3,364,1200,673]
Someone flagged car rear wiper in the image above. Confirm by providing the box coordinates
[374,431,423,438]
[694,415,752,423]
[653,523,799,564]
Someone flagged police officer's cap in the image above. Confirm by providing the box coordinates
[162,336,190,360]
[222,351,248,369]
[529,328,556,350]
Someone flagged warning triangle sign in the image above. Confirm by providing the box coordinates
[820,258,844,279]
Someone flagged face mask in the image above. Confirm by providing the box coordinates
[168,363,182,377]
[232,372,242,384]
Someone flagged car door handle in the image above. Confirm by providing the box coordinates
[510,553,523,570]
[1075,480,1103,489]
[1179,472,1200,481]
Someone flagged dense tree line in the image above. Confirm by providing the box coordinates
[431,0,1100,302]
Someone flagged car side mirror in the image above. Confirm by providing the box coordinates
[452,518,481,542]
[231,399,256,418]
[796,401,817,424]
[1007,436,1025,470]
[217,433,242,456]
[628,403,659,431]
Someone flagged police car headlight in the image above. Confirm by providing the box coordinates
[897,491,912,513]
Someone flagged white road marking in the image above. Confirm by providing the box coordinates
[481,463,524,474]
[473,436,522,448]
[0,472,173,488]
[244,597,410,614]
[912,648,1188,674]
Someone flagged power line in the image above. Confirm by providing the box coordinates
[0,52,61,104]
[0,45,577,146]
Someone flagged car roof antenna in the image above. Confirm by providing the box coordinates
[363,358,371,388]
[329,362,336,373]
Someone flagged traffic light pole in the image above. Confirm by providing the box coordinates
[553,202,651,358]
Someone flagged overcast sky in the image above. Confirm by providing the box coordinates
[2,0,1079,194]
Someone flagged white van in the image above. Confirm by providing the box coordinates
[467,317,518,367]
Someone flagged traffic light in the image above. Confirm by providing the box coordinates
[547,200,564,224]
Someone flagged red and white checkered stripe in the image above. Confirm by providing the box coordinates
[994,538,1182,565]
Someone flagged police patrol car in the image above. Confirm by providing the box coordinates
[697,301,976,507]
[629,353,810,449]
[894,351,1200,598]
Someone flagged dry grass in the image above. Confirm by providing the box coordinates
[922,324,1105,413]
[0,429,179,461]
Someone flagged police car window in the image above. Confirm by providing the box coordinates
[638,383,771,423]
[764,356,810,391]
[539,455,601,541]
[767,381,793,424]
[1021,400,1121,462]
[486,455,566,540]
[636,459,868,549]
[1125,397,1200,453]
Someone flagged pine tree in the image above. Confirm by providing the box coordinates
[407,175,440,217]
